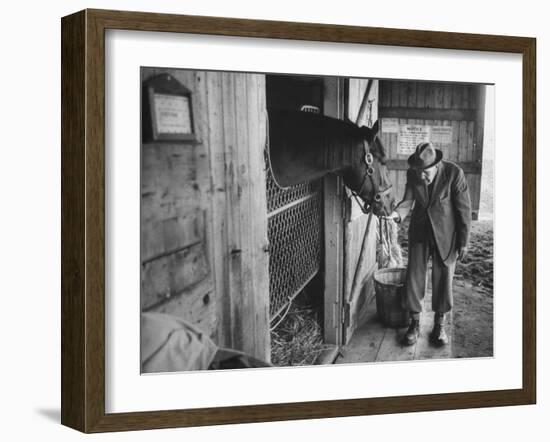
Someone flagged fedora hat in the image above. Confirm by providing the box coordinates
[408,142,443,170]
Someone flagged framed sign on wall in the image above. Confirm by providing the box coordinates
[142,73,197,142]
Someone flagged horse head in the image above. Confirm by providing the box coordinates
[339,120,395,216]
[267,109,395,217]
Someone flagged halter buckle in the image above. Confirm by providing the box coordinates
[364,153,374,165]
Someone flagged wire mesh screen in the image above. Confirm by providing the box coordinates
[266,158,323,319]
[267,168,321,214]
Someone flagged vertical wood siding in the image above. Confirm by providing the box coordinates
[141,68,269,361]
[141,68,215,336]
[323,76,345,346]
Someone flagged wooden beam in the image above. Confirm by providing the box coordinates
[355,79,373,125]
[387,159,481,174]
[379,107,477,121]
[323,77,345,346]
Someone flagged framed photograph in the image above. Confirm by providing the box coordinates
[61,9,536,433]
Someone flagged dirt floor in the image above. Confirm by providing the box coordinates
[397,218,494,358]
[452,220,494,358]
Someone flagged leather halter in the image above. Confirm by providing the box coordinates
[352,139,393,214]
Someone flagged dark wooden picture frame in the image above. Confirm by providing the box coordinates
[61,9,536,433]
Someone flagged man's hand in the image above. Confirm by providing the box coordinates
[457,246,468,262]
[381,211,401,223]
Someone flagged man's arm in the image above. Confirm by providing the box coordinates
[390,169,415,222]
[452,168,472,255]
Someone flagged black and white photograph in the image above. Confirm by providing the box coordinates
[140,68,494,373]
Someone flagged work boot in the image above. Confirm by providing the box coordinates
[429,323,449,346]
[402,318,420,346]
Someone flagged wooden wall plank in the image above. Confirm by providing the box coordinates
[435,83,444,108]
[462,84,470,109]
[474,85,487,162]
[221,72,245,351]
[426,82,436,108]
[234,73,251,354]
[391,81,400,107]
[467,121,475,162]
[443,83,453,108]
[141,145,200,261]
[469,173,481,220]
[416,82,426,108]
[324,76,345,346]
[380,80,391,107]
[407,82,417,107]
[452,84,462,109]
[141,242,210,309]
[458,120,468,163]
[205,71,231,347]
[399,82,408,107]
[222,72,270,361]
[451,120,460,162]
[370,80,379,124]
[246,74,270,361]
[203,71,270,359]
[378,107,477,121]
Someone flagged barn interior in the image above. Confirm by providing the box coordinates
[140,66,493,371]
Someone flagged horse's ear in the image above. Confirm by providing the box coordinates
[359,125,374,143]
[371,120,380,135]
[344,116,355,125]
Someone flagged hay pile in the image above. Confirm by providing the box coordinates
[270,304,326,366]
[455,220,493,291]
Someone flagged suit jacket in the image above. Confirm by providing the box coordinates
[395,161,472,264]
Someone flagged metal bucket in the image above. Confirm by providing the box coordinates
[373,267,409,328]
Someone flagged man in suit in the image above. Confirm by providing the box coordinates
[387,142,471,346]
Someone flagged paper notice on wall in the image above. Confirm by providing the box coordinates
[397,125,430,154]
[153,93,193,134]
[381,118,399,133]
[430,126,453,150]
[396,124,453,154]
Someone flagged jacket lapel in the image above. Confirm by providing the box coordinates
[414,177,429,207]
[428,161,447,206]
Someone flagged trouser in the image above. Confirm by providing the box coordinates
[405,239,456,316]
